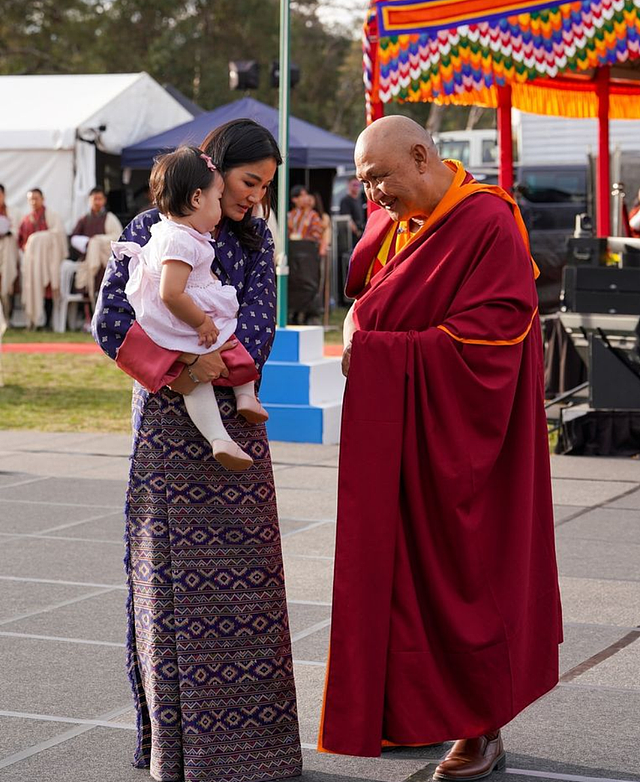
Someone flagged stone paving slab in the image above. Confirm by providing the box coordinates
[283,521,336,558]
[555,536,640,581]
[0,476,126,507]
[277,487,338,522]
[559,575,640,627]
[1,589,127,645]
[0,716,72,764]
[0,636,130,719]
[283,556,334,604]
[558,624,633,675]
[0,580,95,623]
[0,451,129,480]
[276,465,340,491]
[572,641,640,690]
[270,441,340,466]
[0,430,639,782]
[551,477,637,506]
[500,686,640,777]
[0,537,126,585]
[552,504,585,523]
[0,499,118,535]
[293,625,331,663]
[556,507,640,544]
[607,486,640,510]
[44,511,125,542]
[549,454,640,481]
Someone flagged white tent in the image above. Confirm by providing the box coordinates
[0,73,193,231]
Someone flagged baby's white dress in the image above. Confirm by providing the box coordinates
[112,217,239,354]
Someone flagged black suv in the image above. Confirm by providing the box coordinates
[472,164,589,313]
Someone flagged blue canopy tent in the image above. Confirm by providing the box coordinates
[121,96,354,169]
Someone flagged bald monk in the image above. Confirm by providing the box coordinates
[318,116,562,780]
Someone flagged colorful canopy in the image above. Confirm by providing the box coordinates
[364,0,640,120]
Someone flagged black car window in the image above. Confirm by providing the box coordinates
[520,170,586,204]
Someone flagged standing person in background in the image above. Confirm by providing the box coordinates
[310,192,331,262]
[0,184,18,318]
[310,192,332,324]
[339,176,365,242]
[287,185,324,325]
[287,185,323,245]
[71,187,123,301]
[18,188,66,329]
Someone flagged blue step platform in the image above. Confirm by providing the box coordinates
[261,327,345,444]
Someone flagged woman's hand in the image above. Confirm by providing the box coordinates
[169,341,235,395]
[192,342,234,381]
[196,316,220,348]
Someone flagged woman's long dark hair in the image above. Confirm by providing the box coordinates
[200,119,281,252]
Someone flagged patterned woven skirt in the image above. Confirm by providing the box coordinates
[125,385,302,782]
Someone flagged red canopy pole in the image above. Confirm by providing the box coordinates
[366,18,384,215]
[497,84,513,192]
[370,100,384,123]
[366,13,384,126]
[596,66,611,237]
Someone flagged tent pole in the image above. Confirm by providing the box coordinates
[596,66,611,237]
[497,85,513,193]
[276,0,291,328]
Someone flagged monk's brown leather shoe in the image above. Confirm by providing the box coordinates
[433,731,505,780]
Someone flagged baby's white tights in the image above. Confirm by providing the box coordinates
[183,381,256,444]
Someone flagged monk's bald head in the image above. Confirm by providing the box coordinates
[354,115,453,222]
[355,115,436,164]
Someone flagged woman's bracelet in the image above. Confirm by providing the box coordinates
[186,355,200,383]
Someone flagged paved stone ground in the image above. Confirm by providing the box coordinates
[0,430,638,782]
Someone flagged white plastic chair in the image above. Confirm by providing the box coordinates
[52,260,87,333]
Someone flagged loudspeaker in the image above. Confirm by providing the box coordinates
[590,336,640,410]
[566,237,606,266]
[561,266,640,315]
[229,61,260,90]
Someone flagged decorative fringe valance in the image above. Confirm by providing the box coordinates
[365,0,640,122]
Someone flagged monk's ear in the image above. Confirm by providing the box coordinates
[411,143,429,173]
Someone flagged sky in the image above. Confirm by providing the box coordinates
[316,0,369,34]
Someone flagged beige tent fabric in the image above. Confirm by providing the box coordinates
[73,212,123,298]
[0,208,19,313]
[20,209,66,327]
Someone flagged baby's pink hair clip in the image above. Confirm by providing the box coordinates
[200,153,217,172]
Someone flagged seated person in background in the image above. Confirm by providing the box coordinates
[287,185,323,245]
[339,176,366,243]
[18,188,66,329]
[0,184,19,317]
[71,187,123,300]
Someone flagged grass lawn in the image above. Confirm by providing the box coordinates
[0,352,132,433]
[0,307,351,434]
[0,313,348,433]
[2,329,95,343]
[324,306,348,345]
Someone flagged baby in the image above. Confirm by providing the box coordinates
[112,146,268,471]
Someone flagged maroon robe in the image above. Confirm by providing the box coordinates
[71,210,108,260]
[319,190,562,757]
